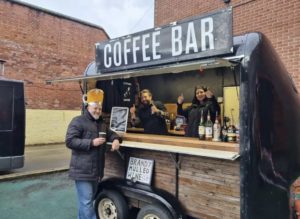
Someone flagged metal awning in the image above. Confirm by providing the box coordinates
[46,55,243,84]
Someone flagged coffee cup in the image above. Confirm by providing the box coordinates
[99,132,106,138]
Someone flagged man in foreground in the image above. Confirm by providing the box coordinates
[66,88,121,219]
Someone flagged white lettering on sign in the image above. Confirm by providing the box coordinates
[104,44,112,68]
[171,17,214,56]
[152,31,161,60]
[126,157,154,185]
[186,22,198,54]
[97,8,235,73]
[132,36,140,63]
[142,33,151,62]
[123,38,131,65]
[201,17,214,51]
[172,25,182,56]
[113,42,122,66]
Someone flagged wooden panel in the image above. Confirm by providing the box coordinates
[125,148,177,195]
[103,151,125,179]
[179,155,240,218]
[124,133,239,152]
[164,102,191,116]
[127,127,185,136]
[103,136,240,218]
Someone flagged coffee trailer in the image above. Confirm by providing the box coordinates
[48,8,300,219]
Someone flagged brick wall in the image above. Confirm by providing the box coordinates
[155,0,300,89]
[0,0,108,109]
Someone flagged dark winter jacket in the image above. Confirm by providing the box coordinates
[177,97,220,137]
[136,101,168,135]
[65,110,121,181]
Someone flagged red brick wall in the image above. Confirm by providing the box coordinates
[0,0,108,109]
[155,0,300,89]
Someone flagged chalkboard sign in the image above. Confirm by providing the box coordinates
[126,157,154,185]
[109,107,129,133]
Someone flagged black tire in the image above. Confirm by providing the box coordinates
[137,204,173,219]
[95,189,129,219]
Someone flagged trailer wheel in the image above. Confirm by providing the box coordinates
[137,204,173,219]
[95,189,128,219]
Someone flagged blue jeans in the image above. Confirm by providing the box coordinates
[75,180,97,219]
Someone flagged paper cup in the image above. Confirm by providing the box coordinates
[99,132,106,138]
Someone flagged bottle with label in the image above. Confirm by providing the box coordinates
[213,111,221,141]
[227,119,236,143]
[198,110,205,140]
[221,117,228,142]
[205,111,213,140]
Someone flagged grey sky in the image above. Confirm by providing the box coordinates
[18,0,154,39]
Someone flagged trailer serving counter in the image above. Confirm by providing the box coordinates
[104,133,240,218]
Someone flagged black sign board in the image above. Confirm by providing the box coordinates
[96,8,233,73]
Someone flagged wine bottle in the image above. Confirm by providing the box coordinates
[227,118,236,142]
[213,111,221,141]
[205,111,213,140]
[221,117,228,142]
[198,110,205,140]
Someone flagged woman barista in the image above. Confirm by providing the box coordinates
[177,86,220,137]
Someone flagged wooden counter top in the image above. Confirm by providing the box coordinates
[127,127,185,136]
[123,133,239,152]
[111,133,240,161]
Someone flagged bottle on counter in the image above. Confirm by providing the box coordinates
[221,117,228,142]
[169,113,175,130]
[198,110,205,140]
[227,118,236,142]
[205,111,213,141]
[213,111,221,141]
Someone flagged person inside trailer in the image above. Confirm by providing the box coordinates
[130,89,168,135]
[177,86,220,137]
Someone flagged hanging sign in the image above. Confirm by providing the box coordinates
[126,157,154,185]
[96,8,233,73]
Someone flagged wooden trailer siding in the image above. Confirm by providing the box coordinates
[104,133,240,218]
[127,148,177,195]
[179,155,240,218]
[103,151,125,179]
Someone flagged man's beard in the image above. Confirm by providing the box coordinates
[142,100,151,106]
[91,113,100,120]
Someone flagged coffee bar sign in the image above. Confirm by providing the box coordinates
[96,8,233,73]
[126,157,154,185]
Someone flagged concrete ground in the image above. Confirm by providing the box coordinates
[0,144,75,219]
[0,144,139,219]
[0,171,77,219]
[0,144,70,181]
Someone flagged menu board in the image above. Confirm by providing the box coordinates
[109,107,129,133]
[126,157,154,185]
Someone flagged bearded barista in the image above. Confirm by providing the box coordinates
[130,89,168,135]
[65,89,122,219]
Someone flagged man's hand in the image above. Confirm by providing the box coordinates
[151,104,160,114]
[130,104,136,119]
[92,137,106,147]
[111,139,120,151]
